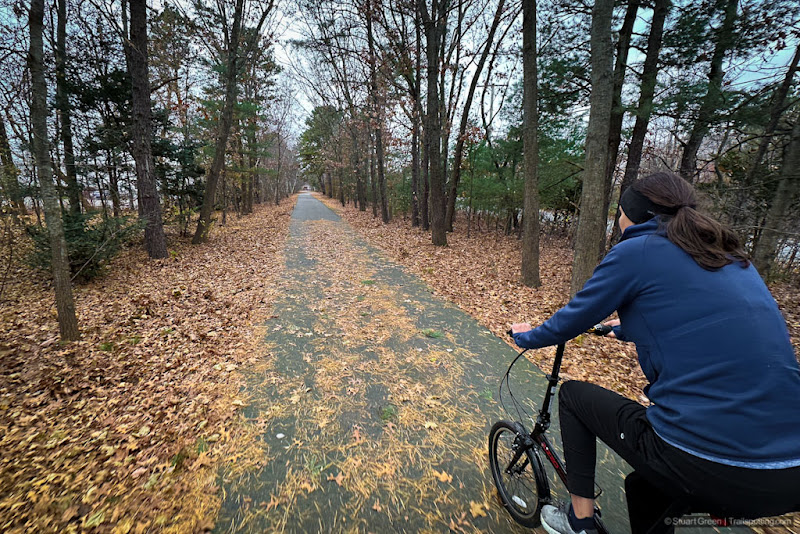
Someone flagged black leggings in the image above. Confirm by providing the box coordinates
[558,381,800,530]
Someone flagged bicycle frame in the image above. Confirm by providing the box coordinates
[501,342,610,534]
[524,343,570,487]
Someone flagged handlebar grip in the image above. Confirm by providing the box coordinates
[587,323,613,336]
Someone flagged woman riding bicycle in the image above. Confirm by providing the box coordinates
[511,172,800,534]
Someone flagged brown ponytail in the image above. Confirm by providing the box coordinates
[632,172,750,270]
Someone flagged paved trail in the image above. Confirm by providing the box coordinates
[214,194,727,533]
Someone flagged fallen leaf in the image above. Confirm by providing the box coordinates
[83,510,105,528]
[131,467,147,479]
[326,472,344,486]
[433,469,453,483]
[469,500,487,518]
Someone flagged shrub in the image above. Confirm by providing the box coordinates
[26,211,143,282]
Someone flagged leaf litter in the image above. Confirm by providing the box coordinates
[217,217,523,533]
[0,199,295,533]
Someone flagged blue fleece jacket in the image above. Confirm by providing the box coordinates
[513,218,800,468]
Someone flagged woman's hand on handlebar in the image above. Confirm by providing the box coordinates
[510,323,532,335]
[602,319,619,338]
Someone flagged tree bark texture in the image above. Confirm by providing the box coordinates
[127,0,168,257]
[420,0,447,246]
[603,0,640,216]
[193,0,245,243]
[370,145,378,217]
[29,0,79,340]
[445,0,505,233]
[366,0,390,223]
[570,0,614,296]
[752,119,800,277]
[411,101,421,226]
[610,0,669,245]
[521,0,540,287]
[678,0,738,182]
[415,9,428,230]
[56,0,81,215]
[351,128,367,211]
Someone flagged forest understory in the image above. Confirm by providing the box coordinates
[0,198,296,533]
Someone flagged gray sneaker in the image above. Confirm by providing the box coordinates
[541,502,598,534]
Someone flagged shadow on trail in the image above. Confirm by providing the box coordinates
[215,194,738,534]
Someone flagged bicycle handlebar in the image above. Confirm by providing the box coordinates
[507,323,612,342]
[587,323,613,336]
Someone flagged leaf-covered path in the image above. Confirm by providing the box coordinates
[214,193,634,533]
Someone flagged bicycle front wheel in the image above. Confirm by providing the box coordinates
[489,420,550,527]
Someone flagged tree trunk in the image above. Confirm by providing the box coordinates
[610,0,669,245]
[415,9,428,230]
[745,44,800,184]
[752,119,800,277]
[603,0,640,216]
[370,145,378,217]
[108,149,121,217]
[420,0,447,246]
[29,0,79,341]
[126,0,168,257]
[678,0,738,182]
[0,115,26,219]
[446,0,505,233]
[411,102,421,226]
[521,0,540,287]
[366,0,389,223]
[339,169,345,206]
[55,0,81,216]
[193,0,245,243]
[570,0,614,295]
[352,128,367,211]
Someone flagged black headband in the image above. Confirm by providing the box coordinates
[619,187,681,224]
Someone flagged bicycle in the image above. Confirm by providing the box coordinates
[488,324,613,532]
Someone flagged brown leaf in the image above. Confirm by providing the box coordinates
[326,472,344,486]
[469,500,487,518]
[433,469,453,483]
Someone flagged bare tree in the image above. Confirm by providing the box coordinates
[610,0,670,245]
[602,0,640,215]
[193,0,275,244]
[678,0,738,181]
[29,0,79,340]
[366,0,389,223]
[445,0,508,232]
[55,0,81,215]
[752,118,800,277]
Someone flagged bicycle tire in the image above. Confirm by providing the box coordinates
[489,420,550,527]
